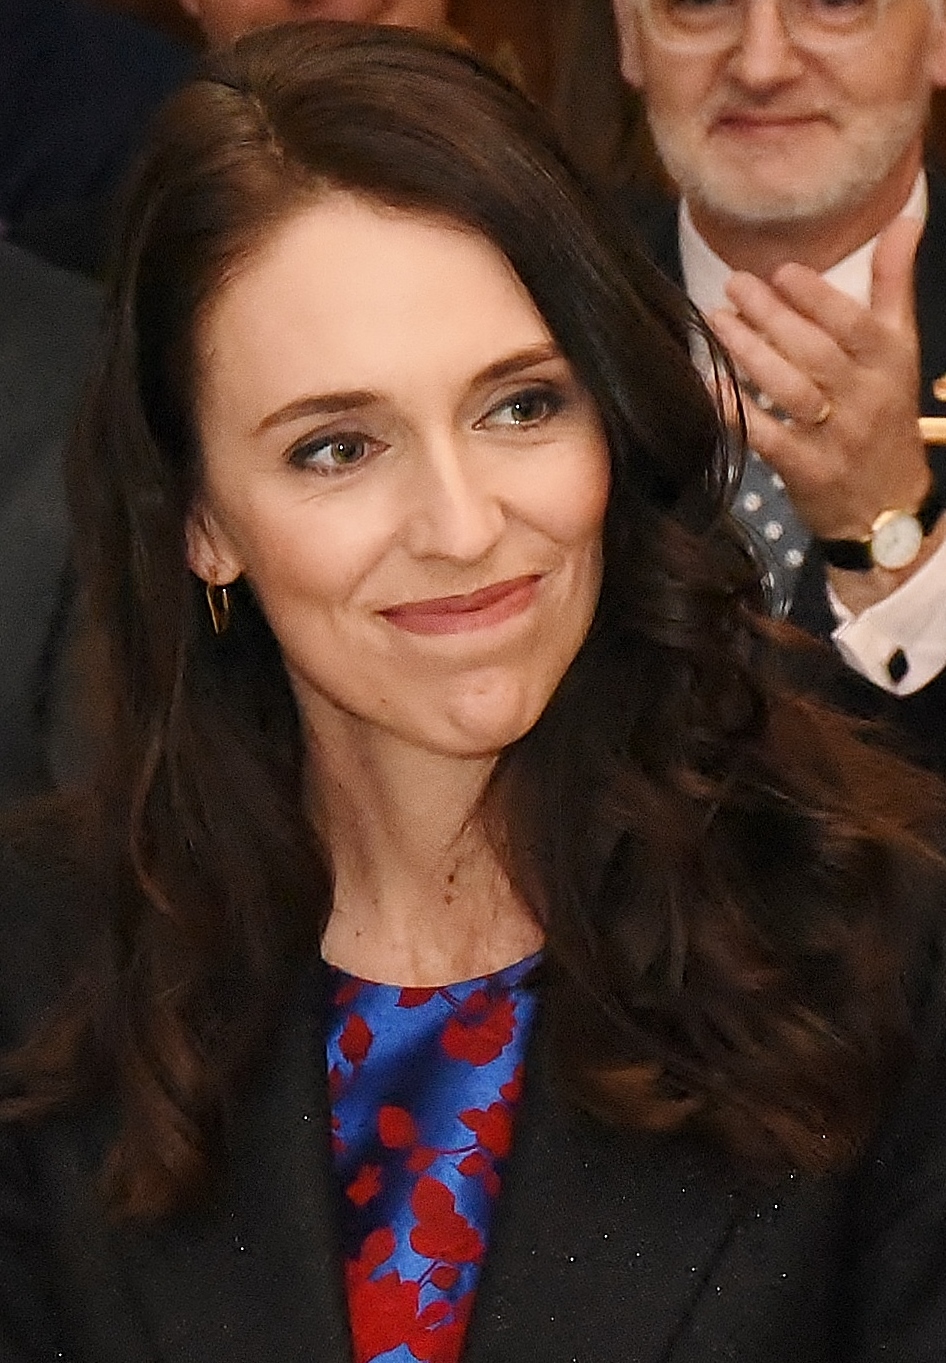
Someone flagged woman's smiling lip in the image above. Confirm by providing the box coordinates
[380,575,542,635]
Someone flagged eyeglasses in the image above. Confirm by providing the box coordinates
[638,0,894,53]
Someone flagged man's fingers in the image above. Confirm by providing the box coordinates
[727,230,920,366]
[724,270,851,372]
[870,214,923,332]
[710,306,834,422]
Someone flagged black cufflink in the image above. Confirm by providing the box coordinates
[886,648,909,684]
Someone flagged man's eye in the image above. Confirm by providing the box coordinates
[479,386,565,429]
[288,434,380,473]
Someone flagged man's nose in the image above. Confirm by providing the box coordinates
[403,439,506,562]
[727,0,807,87]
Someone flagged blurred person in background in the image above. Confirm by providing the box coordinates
[0,242,101,801]
[0,0,192,274]
[179,0,450,42]
[1,0,455,276]
[609,0,946,770]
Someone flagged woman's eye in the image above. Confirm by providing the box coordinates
[288,434,380,473]
[479,386,565,430]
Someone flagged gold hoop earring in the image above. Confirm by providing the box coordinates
[205,581,231,636]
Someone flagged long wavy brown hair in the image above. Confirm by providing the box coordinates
[2,22,942,1221]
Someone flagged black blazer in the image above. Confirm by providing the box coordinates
[617,168,946,772]
[2,852,946,1362]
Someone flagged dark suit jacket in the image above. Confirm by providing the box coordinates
[0,0,192,275]
[619,169,946,772]
[2,850,946,1362]
[0,243,101,806]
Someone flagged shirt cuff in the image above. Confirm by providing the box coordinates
[828,533,946,695]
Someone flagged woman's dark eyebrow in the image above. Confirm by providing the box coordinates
[253,344,563,436]
[472,342,562,387]
[254,390,378,435]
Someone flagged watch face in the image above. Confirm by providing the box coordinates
[872,512,923,570]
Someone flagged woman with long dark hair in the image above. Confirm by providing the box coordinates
[1,23,945,1362]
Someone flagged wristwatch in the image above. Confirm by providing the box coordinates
[816,477,945,572]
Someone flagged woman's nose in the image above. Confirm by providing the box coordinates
[403,440,506,563]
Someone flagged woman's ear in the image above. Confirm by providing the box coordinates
[185,503,242,587]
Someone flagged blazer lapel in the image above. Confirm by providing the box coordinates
[114,963,353,1363]
[463,1017,747,1363]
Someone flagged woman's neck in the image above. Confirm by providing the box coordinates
[310,721,542,987]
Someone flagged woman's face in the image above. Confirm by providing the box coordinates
[187,195,610,762]
[182,0,450,44]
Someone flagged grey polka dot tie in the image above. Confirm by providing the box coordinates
[734,449,809,617]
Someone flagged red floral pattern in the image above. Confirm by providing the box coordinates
[345,1230,426,1363]
[338,1013,374,1066]
[459,1103,513,1159]
[326,953,540,1363]
[379,1105,419,1149]
[347,1163,383,1208]
[409,1177,486,1264]
[440,992,516,1066]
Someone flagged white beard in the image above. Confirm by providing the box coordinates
[646,88,930,227]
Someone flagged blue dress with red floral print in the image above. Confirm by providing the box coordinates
[326,952,541,1363]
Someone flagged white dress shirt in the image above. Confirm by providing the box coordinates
[678,175,946,695]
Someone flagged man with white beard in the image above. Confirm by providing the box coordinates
[611,0,946,766]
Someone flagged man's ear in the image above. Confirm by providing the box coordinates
[612,0,646,89]
[176,0,202,19]
[185,503,242,587]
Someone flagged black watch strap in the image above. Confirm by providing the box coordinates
[816,477,945,572]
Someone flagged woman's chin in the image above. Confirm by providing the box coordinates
[432,672,549,758]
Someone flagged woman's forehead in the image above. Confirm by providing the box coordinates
[193,194,558,432]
